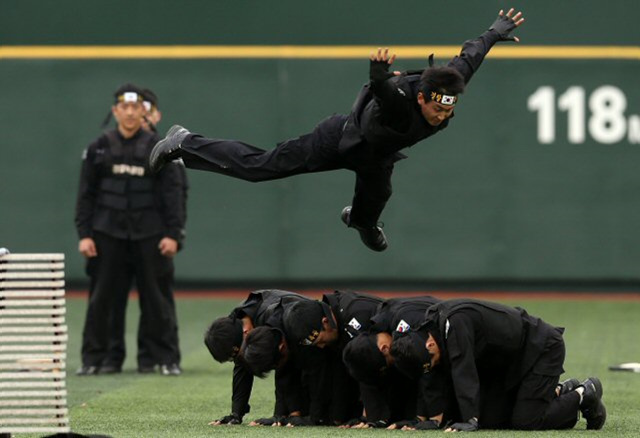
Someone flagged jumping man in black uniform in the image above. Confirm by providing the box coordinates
[149,8,525,252]
[75,83,185,376]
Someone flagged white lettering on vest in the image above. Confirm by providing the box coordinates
[112,164,145,176]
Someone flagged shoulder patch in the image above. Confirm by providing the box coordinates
[348,318,362,331]
[395,319,411,333]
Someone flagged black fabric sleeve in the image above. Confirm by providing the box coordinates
[360,382,391,422]
[156,160,185,241]
[447,30,502,85]
[231,362,253,417]
[74,140,100,239]
[446,313,481,422]
[274,362,308,416]
[369,76,412,129]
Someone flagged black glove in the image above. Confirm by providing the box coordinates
[253,416,281,426]
[369,59,393,83]
[415,420,441,430]
[448,418,479,432]
[366,419,389,428]
[344,416,367,427]
[216,413,241,425]
[391,419,418,429]
[284,415,314,427]
[489,14,518,41]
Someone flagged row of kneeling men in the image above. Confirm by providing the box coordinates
[204,290,606,432]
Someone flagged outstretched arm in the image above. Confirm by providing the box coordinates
[368,48,409,127]
[448,8,525,84]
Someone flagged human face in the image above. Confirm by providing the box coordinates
[142,107,162,132]
[425,333,441,367]
[376,332,394,366]
[313,318,339,348]
[417,92,455,127]
[112,101,145,137]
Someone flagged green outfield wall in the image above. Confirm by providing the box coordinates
[1,1,639,285]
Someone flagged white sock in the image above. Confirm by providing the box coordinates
[575,387,584,405]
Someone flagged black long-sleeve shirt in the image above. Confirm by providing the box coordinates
[339,29,502,163]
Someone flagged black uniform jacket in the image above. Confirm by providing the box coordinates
[339,29,503,169]
[424,299,565,422]
[370,295,441,335]
[75,128,185,241]
[319,290,386,423]
[229,290,310,418]
[353,296,440,422]
[323,290,385,349]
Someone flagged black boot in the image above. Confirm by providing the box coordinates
[580,377,606,430]
[149,125,190,172]
[341,206,388,252]
[558,377,581,395]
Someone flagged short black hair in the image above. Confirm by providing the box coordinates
[203,316,243,363]
[112,83,144,103]
[141,88,159,108]
[342,333,387,385]
[419,66,465,99]
[282,300,334,346]
[390,331,431,379]
[240,326,283,378]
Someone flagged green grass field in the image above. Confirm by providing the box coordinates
[36,295,640,437]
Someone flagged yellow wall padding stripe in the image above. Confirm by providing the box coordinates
[1,45,639,60]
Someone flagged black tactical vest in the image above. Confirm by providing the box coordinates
[96,130,157,211]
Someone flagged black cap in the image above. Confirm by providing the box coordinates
[342,333,387,384]
[141,88,159,109]
[203,316,243,363]
[282,300,336,346]
[113,83,144,104]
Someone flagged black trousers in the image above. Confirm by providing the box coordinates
[180,115,394,227]
[426,336,579,430]
[509,335,579,430]
[81,232,180,367]
[104,266,163,368]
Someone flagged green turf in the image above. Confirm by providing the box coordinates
[27,296,640,437]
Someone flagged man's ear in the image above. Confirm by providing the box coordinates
[278,338,287,353]
[111,105,118,119]
[321,316,330,329]
[417,92,426,105]
[379,343,390,354]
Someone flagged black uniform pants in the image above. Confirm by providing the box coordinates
[477,335,579,430]
[180,115,394,227]
[509,335,579,430]
[81,232,180,367]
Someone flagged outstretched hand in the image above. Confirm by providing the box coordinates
[369,47,401,82]
[489,8,525,42]
[208,413,241,426]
